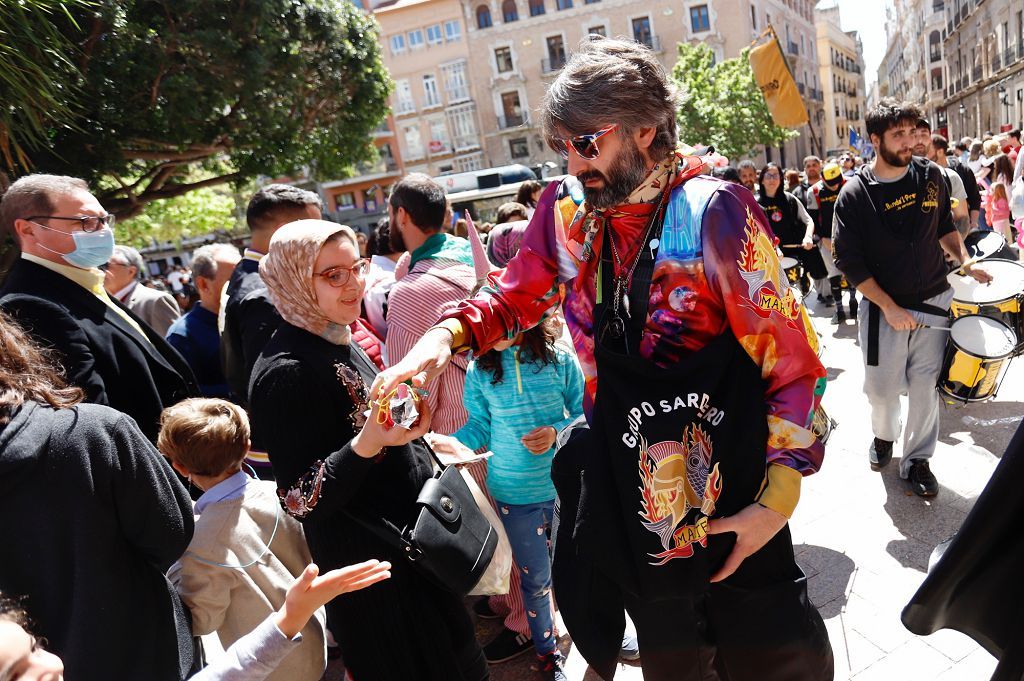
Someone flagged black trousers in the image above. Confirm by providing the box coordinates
[554,527,834,681]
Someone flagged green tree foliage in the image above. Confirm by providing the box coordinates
[0,0,90,174]
[672,42,797,161]
[115,184,242,249]
[26,0,392,219]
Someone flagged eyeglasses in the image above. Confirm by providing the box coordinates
[548,124,619,160]
[25,214,116,233]
[762,172,781,179]
[314,259,369,288]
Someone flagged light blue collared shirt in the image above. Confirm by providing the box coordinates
[195,470,250,515]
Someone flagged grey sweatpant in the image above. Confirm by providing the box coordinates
[857,289,954,477]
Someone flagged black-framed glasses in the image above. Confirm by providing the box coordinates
[25,214,116,233]
[762,171,781,179]
[314,259,369,288]
[548,124,619,160]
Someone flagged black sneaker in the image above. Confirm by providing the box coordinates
[537,651,568,681]
[869,438,893,471]
[831,310,847,325]
[484,628,533,663]
[473,597,500,620]
[908,460,939,497]
[849,297,858,317]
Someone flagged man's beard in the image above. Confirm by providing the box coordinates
[389,221,407,252]
[879,143,912,168]
[913,144,927,156]
[577,139,650,209]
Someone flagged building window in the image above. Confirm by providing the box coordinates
[502,0,519,22]
[423,74,441,107]
[426,24,443,44]
[390,34,406,54]
[588,25,606,37]
[442,60,470,101]
[363,188,378,213]
[584,0,600,4]
[632,16,653,48]
[447,103,480,150]
[444,19,462,41]
[546,35,567,70]
[929,31,941,62]
[477,5,492,29]
[800,35,804,54]
[335,192,355,209]
[509,137,530,158]
[403,124,424,159]
[408,29,424,49]
[750,4,757,29]
[529,0,545,16]
[428,118,450,154]
[556,0,572,10]
[690,5,710,33]
[396,79,415,114]
[499,91,524,127]
[495,46,514,73]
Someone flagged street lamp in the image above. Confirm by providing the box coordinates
[958,102,966,137]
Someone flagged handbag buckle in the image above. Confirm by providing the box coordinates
[440,496,454,513]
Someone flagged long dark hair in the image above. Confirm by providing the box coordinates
[476,318,560,385]
[515,180,543,208]
[0,310,83,424]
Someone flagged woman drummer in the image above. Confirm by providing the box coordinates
[756,163,829,301]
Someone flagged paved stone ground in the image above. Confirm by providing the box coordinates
[478,291,1021,681]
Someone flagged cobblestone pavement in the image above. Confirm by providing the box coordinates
[482,291,1021,681]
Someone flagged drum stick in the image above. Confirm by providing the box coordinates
[918,324,952,331]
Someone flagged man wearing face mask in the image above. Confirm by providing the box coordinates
[0,174,199,442]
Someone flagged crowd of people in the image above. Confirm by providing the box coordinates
[0,34,1022,681]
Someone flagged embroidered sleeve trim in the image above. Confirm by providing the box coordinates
[278,460,326,519]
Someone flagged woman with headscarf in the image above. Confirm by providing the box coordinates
[248,220,487,681]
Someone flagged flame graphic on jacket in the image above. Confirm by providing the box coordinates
[638,424,719,551]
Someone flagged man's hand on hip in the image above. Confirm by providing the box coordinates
[370,327,454,401]
[707,503,788,583]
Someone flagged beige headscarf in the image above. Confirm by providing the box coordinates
[259,219,359,345]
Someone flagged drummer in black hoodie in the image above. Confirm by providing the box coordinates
[833,99,991,498]
[0,310,196,680]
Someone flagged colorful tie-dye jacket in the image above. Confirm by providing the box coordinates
[440,173,827,516]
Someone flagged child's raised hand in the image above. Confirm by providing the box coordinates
[275,561,392,637]
[521,426,557,454]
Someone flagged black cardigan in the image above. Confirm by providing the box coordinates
[248,323,483,681]
[0,401,195,680]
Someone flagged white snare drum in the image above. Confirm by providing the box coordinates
[948,260,1024,352]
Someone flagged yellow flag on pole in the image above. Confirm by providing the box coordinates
[749,28,808,128]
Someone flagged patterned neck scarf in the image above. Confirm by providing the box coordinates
[259,219,354,345]
[560,148,709,290]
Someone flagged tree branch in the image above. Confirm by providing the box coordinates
[103,172,243,219]
[120,145,225,161]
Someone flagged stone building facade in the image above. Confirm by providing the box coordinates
[816,4,867,155]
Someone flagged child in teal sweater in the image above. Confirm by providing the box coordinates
[448,318,583,674]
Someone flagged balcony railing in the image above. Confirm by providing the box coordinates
[497,113,528,129]
[542,55,567,74]
[395,101,416,115]
[930,49,941,63]
[445,87,470,104]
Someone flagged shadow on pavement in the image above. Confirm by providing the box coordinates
[794,544,855,620]
[880,468,970,572]
[937,399,1024,457]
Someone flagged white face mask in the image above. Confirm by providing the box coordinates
[32,223,116,269]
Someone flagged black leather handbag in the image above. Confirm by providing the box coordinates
[346,447,499,596]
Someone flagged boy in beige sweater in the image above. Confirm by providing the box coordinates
[161,398,327,681]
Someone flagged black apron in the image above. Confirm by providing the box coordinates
[551,208,832,680]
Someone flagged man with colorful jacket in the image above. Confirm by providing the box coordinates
[376,37,832,681]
